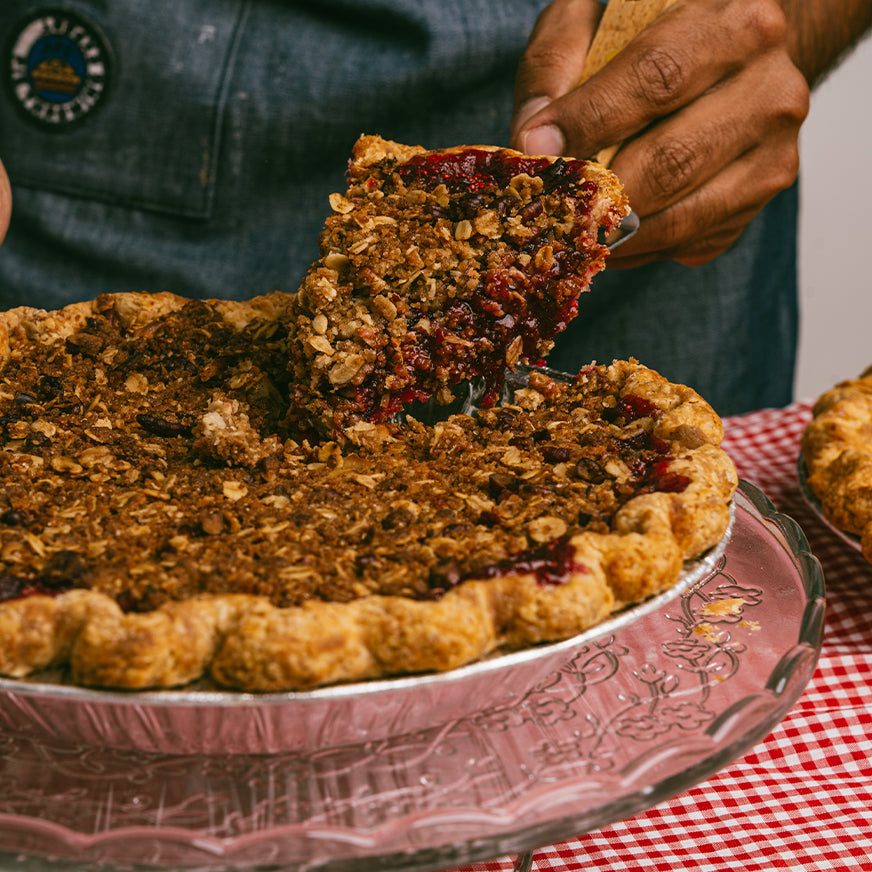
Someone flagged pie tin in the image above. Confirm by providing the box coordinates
[0,509,733,756]
[0,363,729,755]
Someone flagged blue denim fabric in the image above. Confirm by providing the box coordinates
[0,0,797,414]
[0,0,549,303]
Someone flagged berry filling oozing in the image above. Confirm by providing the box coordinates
[354,150,614,420]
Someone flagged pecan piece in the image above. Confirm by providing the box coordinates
[136,414,193,438]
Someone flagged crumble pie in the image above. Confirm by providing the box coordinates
[802,365,872,561]
[0,290,736,690]
[0,136,736,692]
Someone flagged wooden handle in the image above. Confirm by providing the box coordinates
[580,0,679,166]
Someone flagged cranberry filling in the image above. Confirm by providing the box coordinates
[0,572,73,604]
[476,535,588,586]
[424,535,589,599]
[649,466,691,493]
[604,394,660,423]
[621,430,691,494]
[396,150,595,196]
[354,263,588,422]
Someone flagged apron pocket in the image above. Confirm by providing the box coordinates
[0,0,248,218]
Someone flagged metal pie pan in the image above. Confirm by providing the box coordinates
[0,514,731,756]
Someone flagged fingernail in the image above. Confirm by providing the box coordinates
[513,96,552,136]
[520,124,565,157]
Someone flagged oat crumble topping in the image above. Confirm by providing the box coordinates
[0,295,693,614]
[284,136,629,437]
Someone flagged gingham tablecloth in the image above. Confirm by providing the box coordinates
[453,401,872,872]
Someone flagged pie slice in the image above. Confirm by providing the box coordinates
[802,364,872,560]
[0,287,736,692]
[284,135,630,438]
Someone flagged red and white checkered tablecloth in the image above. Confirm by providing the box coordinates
[452,401,872,872]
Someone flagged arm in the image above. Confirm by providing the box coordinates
[782,0,872,86]
[511,0,872,268]
[0,160,10,246]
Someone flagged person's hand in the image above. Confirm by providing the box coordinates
[0,160,10,246]
[510,0,810,268]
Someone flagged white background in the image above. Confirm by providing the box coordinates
[795,35,872,402]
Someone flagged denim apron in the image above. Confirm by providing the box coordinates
[0,0,797,415]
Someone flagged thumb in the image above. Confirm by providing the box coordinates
[511,0,604,151]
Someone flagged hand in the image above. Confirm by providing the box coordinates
[510,0,810,267]
[0,160,10,246]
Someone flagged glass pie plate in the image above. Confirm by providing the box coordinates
[0,481,824,871]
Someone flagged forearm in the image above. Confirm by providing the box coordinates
[0,160,10,247]
[779,0,872,86]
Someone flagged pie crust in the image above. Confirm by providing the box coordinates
[802,364,872,560]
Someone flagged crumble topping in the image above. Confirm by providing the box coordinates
[0,293,718,613]
[0,291,736,689]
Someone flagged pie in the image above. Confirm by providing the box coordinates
[802,364,872,560]
[285,135,629,438]
[0,136,737,693]
[0,288,736,691]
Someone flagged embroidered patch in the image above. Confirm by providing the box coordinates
[6,7,113,129]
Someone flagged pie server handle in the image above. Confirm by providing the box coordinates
[579,0,680,168]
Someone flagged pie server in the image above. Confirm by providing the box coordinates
[580,0,679,168]
[589,0,680,247]
[602,209,639,249]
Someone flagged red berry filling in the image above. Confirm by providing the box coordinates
[396,150,597,197]
[337,151,612,423]
[0,572,74,604]
[473,534,589,586]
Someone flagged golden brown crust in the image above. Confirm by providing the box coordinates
[0,287,736,691]
[802,367,872,560]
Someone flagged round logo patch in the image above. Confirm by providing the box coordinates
[6,8,113,129]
